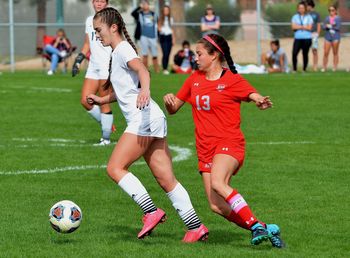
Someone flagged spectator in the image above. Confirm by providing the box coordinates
[158,5,175,75]
[291,1,313,72]
[261,39,289,73]
[172,40,196,74]
[306,0,321,71]
[44,28,71,75]
[321,5,341,72]
[200,4,220,37]
[131,0,159,73]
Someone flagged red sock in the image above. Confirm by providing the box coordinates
[225,189,258,229]
[225,210,250,230]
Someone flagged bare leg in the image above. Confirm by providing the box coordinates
[97,80,112,113]
[312,48,318,71]
[81,79,101,110]
[201,173,232,217]
[142,55,148,69]
[332,41,340,71]
[107,133,153,183]
[143,138,177,192]
[323,41,331,71]
[152,57,160,73]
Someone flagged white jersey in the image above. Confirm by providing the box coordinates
[85,16,112,70]
[110,41,165,126]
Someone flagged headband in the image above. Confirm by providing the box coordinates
[203,35,224,55]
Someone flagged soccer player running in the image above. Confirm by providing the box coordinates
[86,7,208,242]
[72,0,114,146]
[164,34,285,248]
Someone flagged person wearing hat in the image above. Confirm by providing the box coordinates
[200,4,221,37]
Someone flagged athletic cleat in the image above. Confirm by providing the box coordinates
[182,224,209,243]
[267,224,285,248]
[111,124,116,133]
[93,138,111,146]
[138,208,166,239]
[251,223,269,245]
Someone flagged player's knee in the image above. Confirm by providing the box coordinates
[210,177,225,196]
[80,97,90,110]
[106,165,123,182]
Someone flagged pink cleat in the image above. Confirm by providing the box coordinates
[137,208,167,239]
[182,224,209,243]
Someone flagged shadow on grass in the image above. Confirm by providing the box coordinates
[50,237,79,245]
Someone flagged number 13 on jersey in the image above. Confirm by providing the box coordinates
[196,95,210,111]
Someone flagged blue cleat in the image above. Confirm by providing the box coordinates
[266,224,285,248]
[251,223,269,245]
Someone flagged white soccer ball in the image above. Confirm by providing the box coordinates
[49,200,82,233]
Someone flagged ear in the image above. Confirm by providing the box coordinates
[111,24,118,33]
[211,52,219,61]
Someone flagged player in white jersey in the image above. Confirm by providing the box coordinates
[72,0,114,146]
[86,7,208,242]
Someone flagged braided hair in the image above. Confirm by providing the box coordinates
[94,7,138,90]
[198,34,237,74]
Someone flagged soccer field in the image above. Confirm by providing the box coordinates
[0,71,349,257]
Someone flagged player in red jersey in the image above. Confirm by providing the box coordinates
[164,34,285,248]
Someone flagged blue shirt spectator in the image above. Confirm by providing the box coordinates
[291,13,313,39]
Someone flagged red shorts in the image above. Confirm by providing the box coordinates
[198,138,245,175]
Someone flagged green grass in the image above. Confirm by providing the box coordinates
[0,71,349,257]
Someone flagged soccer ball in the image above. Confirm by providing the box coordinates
[49,200,82,233]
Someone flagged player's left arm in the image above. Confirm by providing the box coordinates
[86,91,117,105]
[249,93,273,110]
[128,58,151,109]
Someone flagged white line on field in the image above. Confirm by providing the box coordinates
[10,86,72,93]
[0,145,191,175]
[12,138,86,143]
[248,141,315,145]
[31,87,72,93]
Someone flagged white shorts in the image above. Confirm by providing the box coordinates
[125,117,167,138]
[85,64,109,80]
[312,33,319,50]
[140,36,158,57]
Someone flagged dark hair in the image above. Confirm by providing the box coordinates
[182,40,190,47]
[306,0,315,8]
[328,5,337,11]
[270,39,280,48]
[159,5,171,28]
[198,34,237,74]
[297,1,307,10]
[94,7,138,90]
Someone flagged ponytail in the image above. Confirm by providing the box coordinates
[94,7,139,90]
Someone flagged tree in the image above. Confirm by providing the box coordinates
[171,0,186,44]
[35,0,48,52]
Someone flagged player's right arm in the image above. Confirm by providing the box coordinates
[72,34,90,77]
[163,94,185,115]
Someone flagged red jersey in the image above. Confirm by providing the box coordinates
[176,69,257,162]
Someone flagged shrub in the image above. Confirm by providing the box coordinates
[185,0,240,41]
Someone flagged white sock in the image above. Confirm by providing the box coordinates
[118,172,157,214]
[101,113,113,140]
[167,183,201,230]
[87,105,101,122]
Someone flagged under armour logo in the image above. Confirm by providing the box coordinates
[131,194,137,200]
[222,147,229,151]
[194,82,200,87]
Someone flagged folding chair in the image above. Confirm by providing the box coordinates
[37,35,76,73]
